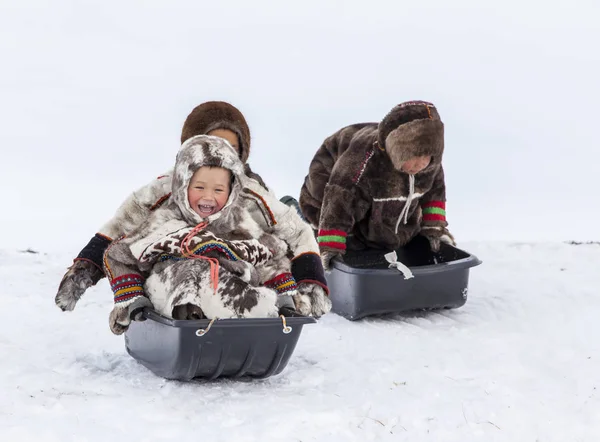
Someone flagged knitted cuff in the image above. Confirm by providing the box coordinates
[317,229,347,251]
[75,233,112,272]
[291,252,329,295]
[110,274,145,304]
[422,201,446,223]
[264,273,298,295]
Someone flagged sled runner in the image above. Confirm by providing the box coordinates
[124,309,315,381]
[326,235,482,320]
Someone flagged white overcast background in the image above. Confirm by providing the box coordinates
[1,0,598,253]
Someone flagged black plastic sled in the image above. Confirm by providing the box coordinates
[326,235,482,320]
[124,309,316,381]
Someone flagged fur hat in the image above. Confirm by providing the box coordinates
[378,101,444,170]
[180,101,252,163]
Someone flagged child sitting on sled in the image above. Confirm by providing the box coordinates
[56,101,329,321]
[299,100,456,270]
[103,135,330,335]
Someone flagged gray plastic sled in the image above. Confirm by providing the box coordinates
[327,235,482,320]
[124,309,316,381]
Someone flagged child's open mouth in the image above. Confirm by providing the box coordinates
[198,204,216,215]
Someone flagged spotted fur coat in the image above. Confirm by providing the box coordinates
[104,135,329,320]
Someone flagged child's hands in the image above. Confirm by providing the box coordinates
[108,296,153,335]
[55,260,104,311]
[293,283,332,318]
[420,226,455,252]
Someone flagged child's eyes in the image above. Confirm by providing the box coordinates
[195,186,204,190]
[215,189,223,193]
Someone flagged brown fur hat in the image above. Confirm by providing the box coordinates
[180,101,251,163]
[378,100,444,170]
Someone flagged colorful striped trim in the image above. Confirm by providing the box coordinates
[110,274,144,304]
[352,148,375,184]
[158,240,242,262]
[264,273,298,295]
[422,201,446,222]
[317,229,347,251]
[191,241,241,261]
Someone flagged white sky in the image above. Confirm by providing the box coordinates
[1,0,598,252]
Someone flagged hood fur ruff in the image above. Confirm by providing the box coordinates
[172,135,247,226]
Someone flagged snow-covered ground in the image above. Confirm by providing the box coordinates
[1,241,598,441]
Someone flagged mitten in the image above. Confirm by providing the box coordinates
[55,260,104,311]
[108,295,153,335]
[320,250,341,272]
[108,274,152,335]
[420,225,456,252]
[292,282,331,318]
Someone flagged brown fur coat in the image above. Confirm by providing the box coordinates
[300,101,454,254]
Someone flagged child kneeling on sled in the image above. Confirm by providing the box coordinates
[300,100,456,270]
[104,135,330,335]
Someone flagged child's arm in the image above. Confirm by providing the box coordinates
[419,165,455,251]
[316,158,371,269]
[97,174,173,240]
[242,182,332,317]
[102,228,157,335]
[299,137,341,229]
[55,174,172,312]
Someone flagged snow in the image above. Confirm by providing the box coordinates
[2,241,599,441]
[2,0,600,440]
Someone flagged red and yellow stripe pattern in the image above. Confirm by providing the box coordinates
[264,273,298,295]
[110,274,144,304]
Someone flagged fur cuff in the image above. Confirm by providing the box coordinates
[422,201,446,223]
[110,274,145,304]
[75,233,112,272]
[317,229,347,251]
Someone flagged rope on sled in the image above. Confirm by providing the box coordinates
[280,315,292,334]
[196,317,217,337]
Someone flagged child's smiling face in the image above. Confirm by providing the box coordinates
[187,166,231,218]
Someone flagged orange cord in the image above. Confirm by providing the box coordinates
[181,221,220,294]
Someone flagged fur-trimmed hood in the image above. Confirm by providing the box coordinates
[378,101,444,170]
[172,135,247,226]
